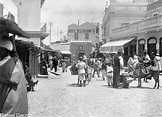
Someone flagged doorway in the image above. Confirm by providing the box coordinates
[160,38,162,56]
[78,52,84,59]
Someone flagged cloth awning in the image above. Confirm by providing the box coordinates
[39,47,57,52]
[60,51,71,55]
[100,38,135,53]
[0,17,30,38]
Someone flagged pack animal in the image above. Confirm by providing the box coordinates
[130,63,160,89]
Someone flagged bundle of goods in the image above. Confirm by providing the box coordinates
[69,61,78,75]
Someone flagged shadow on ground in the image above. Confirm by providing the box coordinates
[67,83,79,87]
[130,86,153,89]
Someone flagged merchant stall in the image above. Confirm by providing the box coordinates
[15,39,34,71]
[100,37,137,66]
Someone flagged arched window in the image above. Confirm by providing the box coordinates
[138,39,145,57]
[147,37,157,56]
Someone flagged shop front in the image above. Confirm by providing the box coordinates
[100,37,137,66]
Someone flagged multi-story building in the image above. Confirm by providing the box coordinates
[67,22,99,47]
[10,0,48,75]
[101,0,162,60]
[67,22,99,61]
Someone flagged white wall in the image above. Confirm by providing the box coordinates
[12,0,41,31]
[0,3,3,17]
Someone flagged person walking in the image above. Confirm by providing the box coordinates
[92,58,100,78]
[98,58,102,74]
[113,49,124,88]
[0,36,28,115]
[76,57,87,87]
[51,55,58,72]
[106,63,113,86]
[101,58,107,80]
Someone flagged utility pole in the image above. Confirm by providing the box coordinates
[49,22,53,44]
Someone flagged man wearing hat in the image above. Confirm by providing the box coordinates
[0,37,28,115]
[113,49,124,88]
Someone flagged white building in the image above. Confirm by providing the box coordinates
[101,0,162,65]
[67,22,99,47]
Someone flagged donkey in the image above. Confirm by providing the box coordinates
[130,63,160,89]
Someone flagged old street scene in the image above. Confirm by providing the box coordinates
[1,0,162,117]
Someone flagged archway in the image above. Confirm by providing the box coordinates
[138,39,145,57]
[147,37,157,56]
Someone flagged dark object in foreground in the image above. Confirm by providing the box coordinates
[0,17,30,38]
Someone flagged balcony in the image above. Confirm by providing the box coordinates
[111,15,162,39]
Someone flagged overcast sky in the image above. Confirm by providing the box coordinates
[41,0,106,43]
[0,0,107,44]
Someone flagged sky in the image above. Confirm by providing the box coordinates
[0,0,108,44]
[41,0,106,44]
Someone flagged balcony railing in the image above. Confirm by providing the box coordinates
[112,15,162,36]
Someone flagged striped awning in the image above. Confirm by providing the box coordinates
[100,38,135,53]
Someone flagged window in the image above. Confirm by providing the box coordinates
[96,27,99,34]
[152,12,159,17]
[85,33,89,40]
[77,29,81,33]
[103,27,106,36]
[74,33,78,40]
[68,29,75,33]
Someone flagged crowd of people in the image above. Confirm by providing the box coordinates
[39,49,162,89]
[70,53,114,87]
[70,49,162,88]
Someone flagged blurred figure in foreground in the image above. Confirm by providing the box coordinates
[0,36,28,115]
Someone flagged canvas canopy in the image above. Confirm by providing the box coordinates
[60,51,71,54]
[0,17,30,38]
[100,38,134,53]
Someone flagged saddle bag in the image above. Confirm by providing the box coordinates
[141,67,149,75]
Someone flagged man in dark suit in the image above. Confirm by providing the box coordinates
[113,49,124,88]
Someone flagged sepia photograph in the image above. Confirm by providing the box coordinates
[0,0,162,117]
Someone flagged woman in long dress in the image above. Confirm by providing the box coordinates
[154,53,162,72]
[106,63,113,86]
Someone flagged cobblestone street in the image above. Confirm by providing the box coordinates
[28,68,162,117]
